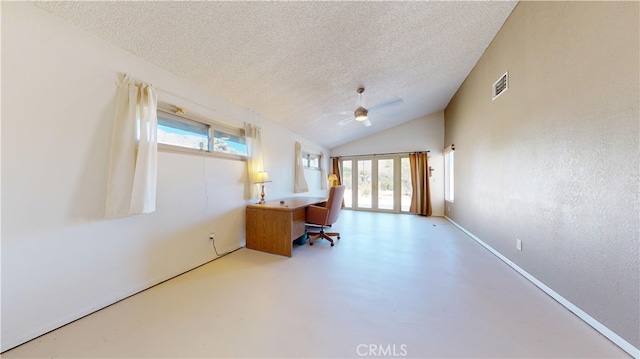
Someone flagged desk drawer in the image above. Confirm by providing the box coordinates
[293,207,305,221]
[292,207,306,239]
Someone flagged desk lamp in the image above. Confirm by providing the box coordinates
[255,171,272,204]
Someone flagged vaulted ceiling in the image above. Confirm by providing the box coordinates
[35,1,518,149]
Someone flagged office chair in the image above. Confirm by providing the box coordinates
[305,185,346,247]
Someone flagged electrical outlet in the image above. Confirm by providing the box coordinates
[516,238,522,251]
[209,232,215,240]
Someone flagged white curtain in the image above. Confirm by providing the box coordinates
[294,141,309,193]
[319,152,327,189]
[245,123,264,200]
[105,75,158,218]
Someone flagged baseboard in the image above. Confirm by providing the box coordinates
[1,249,240,353]
[444,216,639,359]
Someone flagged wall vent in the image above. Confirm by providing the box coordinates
[492,71,508,100]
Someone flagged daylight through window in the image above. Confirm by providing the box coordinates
[156,103,247,159]
[302,152,320,170]
[444,146,455,202]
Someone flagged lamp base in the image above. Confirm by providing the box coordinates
[258,184,266,204]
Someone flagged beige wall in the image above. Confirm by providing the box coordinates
[445,1,639,350]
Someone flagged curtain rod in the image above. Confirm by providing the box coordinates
[331,150,429,159]
[119,72,227,120]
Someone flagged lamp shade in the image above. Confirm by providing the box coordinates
[254,171,271,183]
[328,174,338,181]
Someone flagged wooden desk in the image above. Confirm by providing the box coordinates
[246,197,326,257]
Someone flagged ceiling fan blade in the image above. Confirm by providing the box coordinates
[368,97,403,112]
[337,116,355,127]
[333,89,398,129]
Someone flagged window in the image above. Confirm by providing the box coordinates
[301,151,320,170]
[444,146,455,202]
[158,114,209,151]
[156,103,247,159]
[213,130,247,156]
[340,155,412,213]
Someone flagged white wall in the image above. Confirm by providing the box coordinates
[1,3,328,351]
[330,112,445,216]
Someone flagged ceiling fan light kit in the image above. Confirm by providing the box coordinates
[354,106,368,121]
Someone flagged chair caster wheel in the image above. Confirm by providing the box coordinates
[337,236,341,240]
[309,242,313,246]
[331,243,334,247]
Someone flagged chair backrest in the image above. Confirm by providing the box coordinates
[325,185,345,225]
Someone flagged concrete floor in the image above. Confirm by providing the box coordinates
[3,211,630,358]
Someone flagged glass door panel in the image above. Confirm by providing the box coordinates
[401,157,412,212]
[357,160,372,209]
[340,156,412,213]
[342,160,353,208]
[377,159,394,210]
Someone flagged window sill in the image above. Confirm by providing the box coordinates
[158,143,247,161]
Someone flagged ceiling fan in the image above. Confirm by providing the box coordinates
[337,87,403,127]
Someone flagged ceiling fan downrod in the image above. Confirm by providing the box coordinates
[354,87,368,121]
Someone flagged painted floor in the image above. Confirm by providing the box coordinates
[3,211,630,358]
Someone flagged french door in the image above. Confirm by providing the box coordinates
[340,156,412,213]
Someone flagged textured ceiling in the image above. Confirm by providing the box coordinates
[35,1,517,149]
